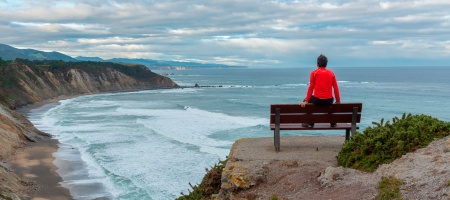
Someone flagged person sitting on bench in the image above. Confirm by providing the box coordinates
[299,54,341,128]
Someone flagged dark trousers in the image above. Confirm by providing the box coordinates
[304,96,336,127]
[306,96,334,106]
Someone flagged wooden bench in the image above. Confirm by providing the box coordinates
[270,103,362,152]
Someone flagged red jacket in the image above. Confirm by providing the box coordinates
[305,67,340,102]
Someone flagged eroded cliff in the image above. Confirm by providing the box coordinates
[0,59,177,109]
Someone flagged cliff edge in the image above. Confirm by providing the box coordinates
[217,136,450,199]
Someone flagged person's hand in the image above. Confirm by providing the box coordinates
[300,101,308,107]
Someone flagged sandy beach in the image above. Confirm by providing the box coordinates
[7,138,72,200]
[9,97,75,199]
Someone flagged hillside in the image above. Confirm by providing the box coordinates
[0,44,76,62]
[0,58,178,199]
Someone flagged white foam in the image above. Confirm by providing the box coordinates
[280,83,308,87]
[338,80,375,84]
[25,104,115,199]
[160,88,200,93]
[39,99,238,198]
[95,137,218,199]
[120,106,267,156]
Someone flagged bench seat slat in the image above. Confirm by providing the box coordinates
[270,113,361,124]
[270,123,359,130]
[270,103,362,114]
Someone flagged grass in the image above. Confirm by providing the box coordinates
[269,193,279,200]
[376,176,404,200]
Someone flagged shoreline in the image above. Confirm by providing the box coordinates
[14,94,113,200]
[12,95,76,199]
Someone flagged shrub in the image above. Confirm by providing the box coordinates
[177,159,227,200]
[337,114,450,172]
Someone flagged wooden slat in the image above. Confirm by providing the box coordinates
[270,123,360,130]
[270,113,362,124]
[270,103,362,114]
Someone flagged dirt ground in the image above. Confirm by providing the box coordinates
[219,135,450,200]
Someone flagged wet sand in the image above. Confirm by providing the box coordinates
[8,138,72,200]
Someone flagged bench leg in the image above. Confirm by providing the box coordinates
[274,130,280,152]
[351,107,358,137]
[274,108,281,152]
[345,129,350,141]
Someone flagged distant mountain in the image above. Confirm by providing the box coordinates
[0,44,77,61]
[100,58,247,69]
[1,43,246,69]
[107,58,161,67]
[75,56,105,62]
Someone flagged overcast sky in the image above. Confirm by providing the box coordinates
[1,0,449,68]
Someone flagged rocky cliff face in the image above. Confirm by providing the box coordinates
[0,59,178,199]
[0,105,49,199]
[0,60,177,109]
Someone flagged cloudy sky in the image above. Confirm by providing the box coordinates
[1,0,449,68]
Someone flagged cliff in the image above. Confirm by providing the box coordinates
[0,59,177,109]
[0,59,177,199]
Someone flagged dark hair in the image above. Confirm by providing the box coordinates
[317,54,328,67]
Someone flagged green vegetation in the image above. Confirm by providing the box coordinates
[177,159,227,200]
[2,58,159,81]
[0,72,17,89]
[269,194,279,200]
[30,59,160,80]
[0,57,9,66]
[376,176,404,200]
[337,113,450,172]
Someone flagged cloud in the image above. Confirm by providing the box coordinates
[1,0,450,67]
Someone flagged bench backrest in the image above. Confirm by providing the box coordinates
[270,103,362,124]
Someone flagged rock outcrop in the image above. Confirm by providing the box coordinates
[217,135,450,200]
[0,59,178,199]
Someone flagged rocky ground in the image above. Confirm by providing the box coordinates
[217,135,450,200]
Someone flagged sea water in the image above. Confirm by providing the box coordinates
[25,67,450,199]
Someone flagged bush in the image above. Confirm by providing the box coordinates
[337,114,450,172]
[177,159,227,200]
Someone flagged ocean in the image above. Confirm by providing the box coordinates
[24,67,450,199]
